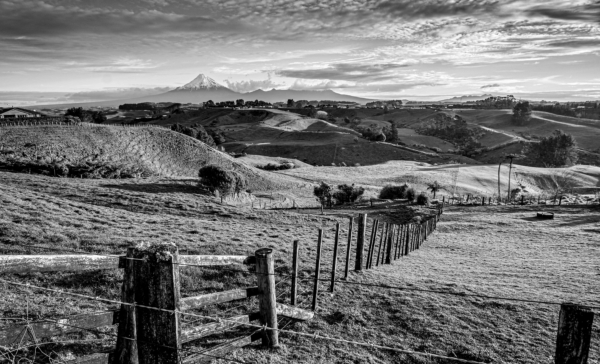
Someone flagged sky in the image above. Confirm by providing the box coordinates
[1,0,600,105]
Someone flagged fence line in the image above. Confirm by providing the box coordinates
[0,278,489,364]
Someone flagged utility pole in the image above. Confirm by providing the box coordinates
[497,160,502,200]
[506,155,516,202]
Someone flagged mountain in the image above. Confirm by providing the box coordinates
[26,73,372,109]
[242,88,371,104]
[440,94,494,103]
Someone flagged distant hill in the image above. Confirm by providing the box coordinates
[27,74,372,109]
[440,94,494,103]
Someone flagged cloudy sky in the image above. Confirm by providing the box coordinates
[1,0,600,105]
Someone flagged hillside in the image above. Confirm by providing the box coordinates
[0,124,305,191]
[149,109,480,166]
[1,169,598,364]
[453,109,600,151]
[281,160,600,197]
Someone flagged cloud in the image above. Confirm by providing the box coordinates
[481,83,501,89]
[525,2,600,23]
[276,63,411,82]
[223,79,285,92]
[65,58,161,73]
[64,87,172,101]
[373,0,503,19]
[288,79,356,90]
[0,2,251,38]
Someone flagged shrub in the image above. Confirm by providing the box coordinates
[334,184,365,204]
[416,193,429,205]
[379,184,408,200]
[257,163,294,171]
[430,147,442,153]
[198,165,247,195]
[406,187,416,202]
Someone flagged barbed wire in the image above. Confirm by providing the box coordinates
[0,278,490,364]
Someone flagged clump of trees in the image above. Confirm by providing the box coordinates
[170,123,216,147]
[257,163,295,171]
[198,165,247,196]
[379,184,415,201]
[512,101,532,125]
[379,184,409,200]
[416,193,429,205]
[415,114,483,157]
[524,129,578,167]
[65,107,106,124]
[314,182,365,207]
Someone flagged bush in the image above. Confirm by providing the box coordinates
[416,193,429,205]
[379,184,408,200]
[334,184,365,204]
[257,163,294,171]
[406,188,416,202]
[198,165,247,195]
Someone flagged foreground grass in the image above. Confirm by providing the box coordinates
[1,171,599,363]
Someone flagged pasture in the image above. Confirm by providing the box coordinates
[1,170,598,363]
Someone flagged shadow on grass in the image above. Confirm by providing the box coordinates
[101,181,209,195]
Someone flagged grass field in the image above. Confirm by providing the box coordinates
[1,170,598,363]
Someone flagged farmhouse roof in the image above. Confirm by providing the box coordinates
[0,107,49,116]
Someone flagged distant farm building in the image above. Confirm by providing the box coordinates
[0,107,45,119]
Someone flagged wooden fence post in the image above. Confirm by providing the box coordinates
[555,303,594,364]
[405,224,411,255]
[344,217,353,279]
[312,229,323,311]
[367,220,379,269]
[114,248,138,364]
[330,223,340,293]
[375,222,387,267]
[290,240,300,306]
[256,248,279,347]
[132,242,181,364]
[355,214,366,271]
[385,225,394,264]
[393,225,401,260]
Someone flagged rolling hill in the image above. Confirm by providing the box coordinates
[0,124,306,191]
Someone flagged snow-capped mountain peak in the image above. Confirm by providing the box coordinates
[175,74,227,91]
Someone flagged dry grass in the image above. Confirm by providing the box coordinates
[1,170,599,363]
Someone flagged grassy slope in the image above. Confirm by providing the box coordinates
[1,172,598,363]
[0,125,304,191]
[280,161,600,196]
[454,109,600,151]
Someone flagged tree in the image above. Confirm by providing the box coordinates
[313,182,333,207]
[386,121,398,143]
[524,130,578,167]
[205,100,215,108]
[512,101,532,125]
[236,99,244,107]
[287,99,294,108]
[198,165,247,196]
[427,181,442,198]
[65,107,105,123]
[335,184,365,204]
